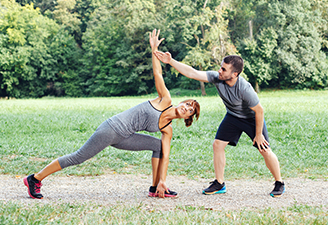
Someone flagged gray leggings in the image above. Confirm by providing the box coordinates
[58,121,162,169]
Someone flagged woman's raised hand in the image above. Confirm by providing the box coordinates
[149,29,165,51]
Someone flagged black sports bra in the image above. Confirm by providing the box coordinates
[159,105,172,130]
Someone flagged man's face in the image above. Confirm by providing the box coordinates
[218,62,236,81]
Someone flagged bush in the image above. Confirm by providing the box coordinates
[0,0,81,97]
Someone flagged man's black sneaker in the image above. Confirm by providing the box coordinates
[23,174,43,199]
[270,181,285,197]
[148,186,178,198]
[202,179,226,195]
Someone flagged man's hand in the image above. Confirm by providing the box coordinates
[149,29,164,51]
[253,134,269,153]
[156,181,168,198]
[154,51,172,64]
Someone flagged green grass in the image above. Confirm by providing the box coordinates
[0,202,327,224]
[2,89,327,179]
[1,89,327,224]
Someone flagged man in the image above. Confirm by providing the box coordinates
[154,50,285,197]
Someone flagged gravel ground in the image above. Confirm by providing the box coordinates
[1,174,327,211]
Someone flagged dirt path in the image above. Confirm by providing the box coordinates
[2,174,327,211]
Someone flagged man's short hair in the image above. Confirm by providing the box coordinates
[223,55,244,76]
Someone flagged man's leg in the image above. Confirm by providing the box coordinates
[213,139,229,184]
[203,114,242,195]
[248,119,282,182]
[202,139,229,195]
[260,147,285,197]
[245,117,285,197]
[259,147,282,182]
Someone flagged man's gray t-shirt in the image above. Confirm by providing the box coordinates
[207,71,259,119]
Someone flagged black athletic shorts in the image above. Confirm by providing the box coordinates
[215,113,270,149]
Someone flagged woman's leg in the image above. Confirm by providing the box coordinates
[151,158,160,186]
[34,159,62,181]
[57,121,123,169]
[112,133,176,197]
[112,133,162,187]
[111,133,162,158]
[24,121,121,199]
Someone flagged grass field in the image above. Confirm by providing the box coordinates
[1,88,327,224]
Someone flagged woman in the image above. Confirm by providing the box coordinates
[24,29,200,199]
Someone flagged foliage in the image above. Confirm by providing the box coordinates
[0,0,81,97]
[3,0,328,97]
[14,0,106,46]
[237,0,328,89]
[14,0,56,13]
[268,0,328,89]
[80,0,159,96]
[72,0,105,45]
[180,3,237,92]
[226,0,259,43]
[44,0,82,39]
[311,0,328,53]
[157,0,236,93]
[238,27,278,87]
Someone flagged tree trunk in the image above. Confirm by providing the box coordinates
[200,81,206,96]
[249,20,253,40]
[249,20,260,93]
[255,81,260,93]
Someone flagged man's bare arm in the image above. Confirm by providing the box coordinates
[154,51,209,83]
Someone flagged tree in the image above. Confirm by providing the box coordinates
[0,0,81,97]
[269,0,327,88]
[80,0,159,96]
[160,0,236,95]
[72,0,105,46]
[14,0,57,13]
[226,0,259,44]
[238,0,328,89]
[182,3,237,95]
[45,0,82,40]
[311,0,328,54]
[239,27,278,91]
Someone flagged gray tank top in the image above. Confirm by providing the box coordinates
[107,101,172,138]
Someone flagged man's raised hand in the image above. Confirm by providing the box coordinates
[154,51,172,64]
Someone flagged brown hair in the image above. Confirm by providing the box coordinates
[223,55,244,76]
[180,99,200,127]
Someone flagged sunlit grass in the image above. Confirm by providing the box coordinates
[1,89,327,224]
[0,89,327,180]
[0,201,327,224]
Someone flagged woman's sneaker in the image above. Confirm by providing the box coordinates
[148,186,178,198]
[164,189,178,198]
[270,181,285,197]
[202,179,226,195]
[23,174,43,199]
[148,186,158,197]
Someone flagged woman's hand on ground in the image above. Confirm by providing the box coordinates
[156,181,168,198]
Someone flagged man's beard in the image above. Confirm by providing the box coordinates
[219,75,233,81]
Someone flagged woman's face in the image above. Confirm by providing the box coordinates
[176,101,195,119]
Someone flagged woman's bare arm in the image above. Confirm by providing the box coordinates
[156,125,173,197]
[149,29,171,100]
